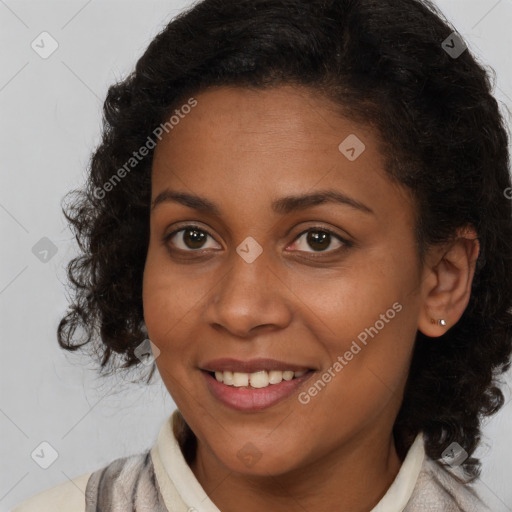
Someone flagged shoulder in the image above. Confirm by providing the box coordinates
[10,451,153,512]
[10,471,92,512]
[405,456,491,512]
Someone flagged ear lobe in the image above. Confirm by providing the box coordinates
[418,227,479,338]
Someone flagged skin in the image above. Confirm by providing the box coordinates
[142,85,479,512]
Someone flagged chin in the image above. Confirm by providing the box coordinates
[228,453,301,477]
[209,434,304,477]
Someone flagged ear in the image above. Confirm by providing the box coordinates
[417,225,480,337]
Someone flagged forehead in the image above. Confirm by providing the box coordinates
[151,85,415,226]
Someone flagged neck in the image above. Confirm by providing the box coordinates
[189,428,402,512]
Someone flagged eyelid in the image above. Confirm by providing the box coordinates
[163,223,222,250]
[288,225,352,254]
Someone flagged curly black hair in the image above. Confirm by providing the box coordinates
[58,0,512,480]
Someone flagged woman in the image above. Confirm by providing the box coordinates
[13,0,512,510]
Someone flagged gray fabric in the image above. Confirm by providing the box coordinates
[84,448,492,512]
[85,451,168,512]
[404,457,491,512]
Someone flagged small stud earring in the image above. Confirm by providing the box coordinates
[438,319,447,326]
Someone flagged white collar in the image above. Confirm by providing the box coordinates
[151,410,425,512]
[370,432,425,511]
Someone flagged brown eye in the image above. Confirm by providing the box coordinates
[181,228,207,249]
[291,227,349,253]
[306,231,331,251]
[164,225,219,251]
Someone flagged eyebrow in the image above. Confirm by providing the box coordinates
[151,189,374,215]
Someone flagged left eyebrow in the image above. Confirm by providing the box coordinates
[271,189,374,215]
[150,189,374,215]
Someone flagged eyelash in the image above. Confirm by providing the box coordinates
[162,224,353,257]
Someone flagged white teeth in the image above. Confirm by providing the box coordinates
[249,371,269,388]
[268,370,283,384]
[213,369,308,388]
[233,372,249,387]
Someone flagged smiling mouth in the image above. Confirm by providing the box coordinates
[206,369,310,389]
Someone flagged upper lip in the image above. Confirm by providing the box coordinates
[201,358,312,374]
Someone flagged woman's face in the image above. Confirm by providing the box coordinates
[143,85,426,476]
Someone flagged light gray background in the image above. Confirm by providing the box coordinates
[1,0,511,510]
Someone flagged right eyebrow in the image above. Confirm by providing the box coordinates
[151,190,221,215]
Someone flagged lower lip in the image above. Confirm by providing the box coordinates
[202,370,314,411]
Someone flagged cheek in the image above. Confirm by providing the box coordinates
[142,257,197,401]
[294,249,414,340]
[142,249,218,370]
[296,304,416,445]
[297,249,419,394]
[142,251,190,345]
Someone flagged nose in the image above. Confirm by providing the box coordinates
[203,249,293,338]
